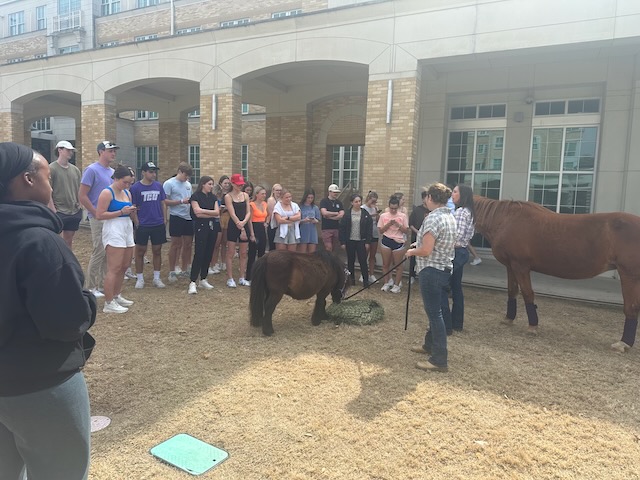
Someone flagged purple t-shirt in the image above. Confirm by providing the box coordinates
[80,162,114,219]
[130,180,166,227]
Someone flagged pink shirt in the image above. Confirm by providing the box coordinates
[377,211,408,243]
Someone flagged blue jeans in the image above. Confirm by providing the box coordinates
[418,267,451,367]
[0,371,90,480]
[442,247,469,331]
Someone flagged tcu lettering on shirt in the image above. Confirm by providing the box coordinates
[141,190,161,202]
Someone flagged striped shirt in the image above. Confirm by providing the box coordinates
[453,207,475,248]
[415,206,456,273]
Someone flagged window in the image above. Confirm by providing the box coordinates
[134,34,158,41]
[137,0,158,7]
[220,18,249,28]
[31,117,51,131]
[331,146,362,190]
[241,145,249,179]
[59,45,80,54]
[567,99,600,114]
[177,27,201,35]
[9,12,25,36]
[36,6,46,30]
[136,146,158,177]
[241,103,249,115]
[7,58,24,64]
[101,0,120,16]
[58,0,80,15]
[534,99,600,117]
[446,130,503,200]
[272,9,302,18]
[99,41,119,48]
[188,109,200,118]
[135,111,158,120]
[450,104,506,120]
[189,145,200,184]
[528,127,597,213]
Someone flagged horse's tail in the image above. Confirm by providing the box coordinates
[249,254,268,327]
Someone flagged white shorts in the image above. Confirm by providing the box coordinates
[102,217,135,248]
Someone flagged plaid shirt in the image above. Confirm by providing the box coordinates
[415,206,456,273]
[453,207,475,248]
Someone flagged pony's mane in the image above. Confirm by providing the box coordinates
[314,249,344,275]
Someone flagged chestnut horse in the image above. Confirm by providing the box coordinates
[473,196,640,352]
[249,250,350,336]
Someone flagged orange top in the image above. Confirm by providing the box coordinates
[250,201,268,223]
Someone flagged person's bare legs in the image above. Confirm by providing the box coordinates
[180,235,193,271]
[104,247,130,302]
[134,244,147,274]
[168,236,183,272]
[392,248,405,285]
[61,230,76,249]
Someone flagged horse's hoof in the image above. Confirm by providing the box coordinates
[501,317,514,326]
[526,326,538,336]
[611,341,631,353]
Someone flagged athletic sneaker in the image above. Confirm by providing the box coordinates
[179,266,191,278]
[188,282,197,294]
[211,264,221,274]
[470,257,482,266]
[359,276,364,284]
[144,256,151,264]
[208,267,216,275]
[168,271,178,283]
[103,300,128,314]
[90,288,105,298]
[381,279,394,292]
[115,294,134,307]
[174,266,183,275]
[369,275,377,283]
[199,279,214,290]
[238,278,251,287]
[390,284,402,294]
[221,263,227,272]
[124,268,136,280]
[153,278,166,288]
[135,278,145,289]
[227,278,237,288]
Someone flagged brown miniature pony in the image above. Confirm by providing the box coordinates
[473,196,640,352]
[249,250,350,336]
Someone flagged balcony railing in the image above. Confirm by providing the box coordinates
[51,10,82,33]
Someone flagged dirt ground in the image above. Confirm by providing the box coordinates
[72,228,640,479]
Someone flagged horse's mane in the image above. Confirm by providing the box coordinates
[314,249,345,283]
[474,196,551,226]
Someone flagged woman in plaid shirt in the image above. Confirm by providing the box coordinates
[443,184,476,333]
[406,183,456,372]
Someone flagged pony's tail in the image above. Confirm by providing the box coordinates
[249,255,268,327]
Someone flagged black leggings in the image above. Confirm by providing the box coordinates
[190,222,219,282]
[267,225,276,251]
[346,240,369,285]
[246,222,267,281]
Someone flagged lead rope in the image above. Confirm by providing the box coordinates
[342,257,408,300]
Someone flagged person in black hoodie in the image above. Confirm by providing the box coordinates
[0,142,97,480]
[339,193,373,287]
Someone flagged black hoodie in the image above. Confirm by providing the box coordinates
[0,201,96,395]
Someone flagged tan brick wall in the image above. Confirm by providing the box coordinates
[0,35,47,62]
[80,103,117,169]
[159,119,188,173]
[0,111,25,145]
[265,115,308,198]
[362,76,421,206]
[199,93,241,178]
[310,95,366,195]
[242,117,266,186]
[134,122,159,146]
[96,10,171,43]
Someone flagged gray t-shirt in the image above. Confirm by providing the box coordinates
[163,177,192,220]
[50,161,82,215]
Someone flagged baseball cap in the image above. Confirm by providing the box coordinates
[141,162,158,171]
[230,173,245,186]
[328,184,341,193]
[55,140,75,150]
[97,141,119,152]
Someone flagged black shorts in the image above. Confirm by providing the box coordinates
[135,224,167,246]
[57,210,83,232]
[381,235,405,251]
[227,221,250,243]
[169,215,193,237]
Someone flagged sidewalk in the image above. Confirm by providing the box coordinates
[462,257,623,306]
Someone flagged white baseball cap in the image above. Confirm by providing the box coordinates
[328,184,341,193]
[55,140,75,150]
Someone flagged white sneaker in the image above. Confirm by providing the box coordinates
[90,288,105,298]
[153,278,166,288]
[199,279,214,290]
[221,263,227,272]
[359,275,364,284]
[227,278,237,288]
[381,279,394,292]
[115,294,134,307]
[208,267,215,275]
[180,266,191,278]
[124,268,136,280]
[103,300,128,313]
[211,264,221,274]
[144,256,150,264]
[470,257,482,266]
[390,284,402,294]
[369,275,377,283]
[168,272,178,283]
[135,278,145,289]
[174,266,183,275]
[188,282,197,294]
[239,278,251,287]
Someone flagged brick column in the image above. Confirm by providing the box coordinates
[0,109,25,144]
[264,114,309,197]
[74,121,82,167]
[199,92,242,177]
[362,74,421,203]
[80,96,116,170]
[159,115,188,173]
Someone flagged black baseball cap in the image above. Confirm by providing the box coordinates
[141,162,158,171]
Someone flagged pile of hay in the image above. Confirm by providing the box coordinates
[326,299,385,325]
